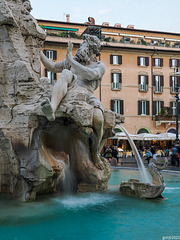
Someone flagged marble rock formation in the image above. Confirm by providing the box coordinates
[0,0,123,201]
[119,159,168,199]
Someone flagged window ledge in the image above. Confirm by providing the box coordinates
[154,66,162,68]
[112,88,121,91]
[154,91,163,94]
[139,90,148,92]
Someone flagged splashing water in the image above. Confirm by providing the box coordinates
[62,163,76,194]
[49,152,76,194]
[117,124,151,183]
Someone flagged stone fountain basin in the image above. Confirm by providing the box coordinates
[119,179,166,199]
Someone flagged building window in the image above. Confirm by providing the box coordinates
[156,101,161,115]
[169,59,180,68]
[170,101,180,116]
[152,58,163,67]
[110,99,124,114]
[155,76,161,92]
[170,76,178,93]
[47,50,54,60]
[137,128,149,134]
[167,128,176,134]
[153,101,164,115]
[45,69,57,85]
[110,55,122,65]
[172,59,177,68]
[153,75,164,93]
[111,73,122,90]
[138,75,148,91]
[172,102,176,116]
[137,57,149,66]
[138,100,149,115]
[140,57,145,66]
[43,49,57,60]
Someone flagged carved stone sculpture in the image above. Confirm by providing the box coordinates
[0,0,123,201]
[119,158,168,199]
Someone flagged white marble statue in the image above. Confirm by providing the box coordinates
[40,34,106,169]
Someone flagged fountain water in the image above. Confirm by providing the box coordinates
[48,151,76,194]
[116,124,151,183]
[62,156,76,194]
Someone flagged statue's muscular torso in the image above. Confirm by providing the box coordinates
[70,61,104,93]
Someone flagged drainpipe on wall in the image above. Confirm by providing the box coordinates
[151,49,157,120]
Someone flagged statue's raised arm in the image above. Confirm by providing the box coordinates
[40,51,69,73]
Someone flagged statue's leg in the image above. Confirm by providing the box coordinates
[92,108,104,169]
[41,69,73,121]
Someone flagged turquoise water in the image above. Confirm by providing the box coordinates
[0,169,180,240]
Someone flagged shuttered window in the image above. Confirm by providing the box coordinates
[138,75,148,91]
[138,100,150,115]
[152,101,164,115]
[153,75,164,93]
[152,58,163,67]
[137,57,149,66]
[110,100,124,114]
[169,59,180,68]
[43,49,57,60]
[170,76,179,93]
[45,69,57,85]
[111,73,122,90]
[170,101,180,115]
[110,55,122,65]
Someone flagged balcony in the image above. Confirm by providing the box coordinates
[155,115,176,128]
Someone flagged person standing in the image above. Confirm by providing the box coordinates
[105,146,112,163]
[150,145,157,160]
[145,148,152,165]
[175,144,180,166]
[171,144,178,166]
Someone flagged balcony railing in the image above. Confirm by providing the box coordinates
[43,28,180,49]
[155,115,176,121]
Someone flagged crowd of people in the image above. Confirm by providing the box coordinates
[102,145,119,166]
[142,145,179,166]
[102,144,180,167]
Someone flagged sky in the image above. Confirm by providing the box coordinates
[30,0,180,34]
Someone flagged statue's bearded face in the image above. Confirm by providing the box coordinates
[74,45,90,65]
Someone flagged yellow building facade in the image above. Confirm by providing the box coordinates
[38,18,180,135]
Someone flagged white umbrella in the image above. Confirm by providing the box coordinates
[135,133,161,140]
[157,133,176,140]
[110,132,137,140]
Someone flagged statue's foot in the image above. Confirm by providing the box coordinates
[94,154,104,170]
[41,98,55,121]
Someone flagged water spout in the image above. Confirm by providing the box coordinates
[116,125,151,183]
[49,152,76,194]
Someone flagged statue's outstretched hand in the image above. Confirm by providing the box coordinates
[67,41,73,53]
[66,41,73,64]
